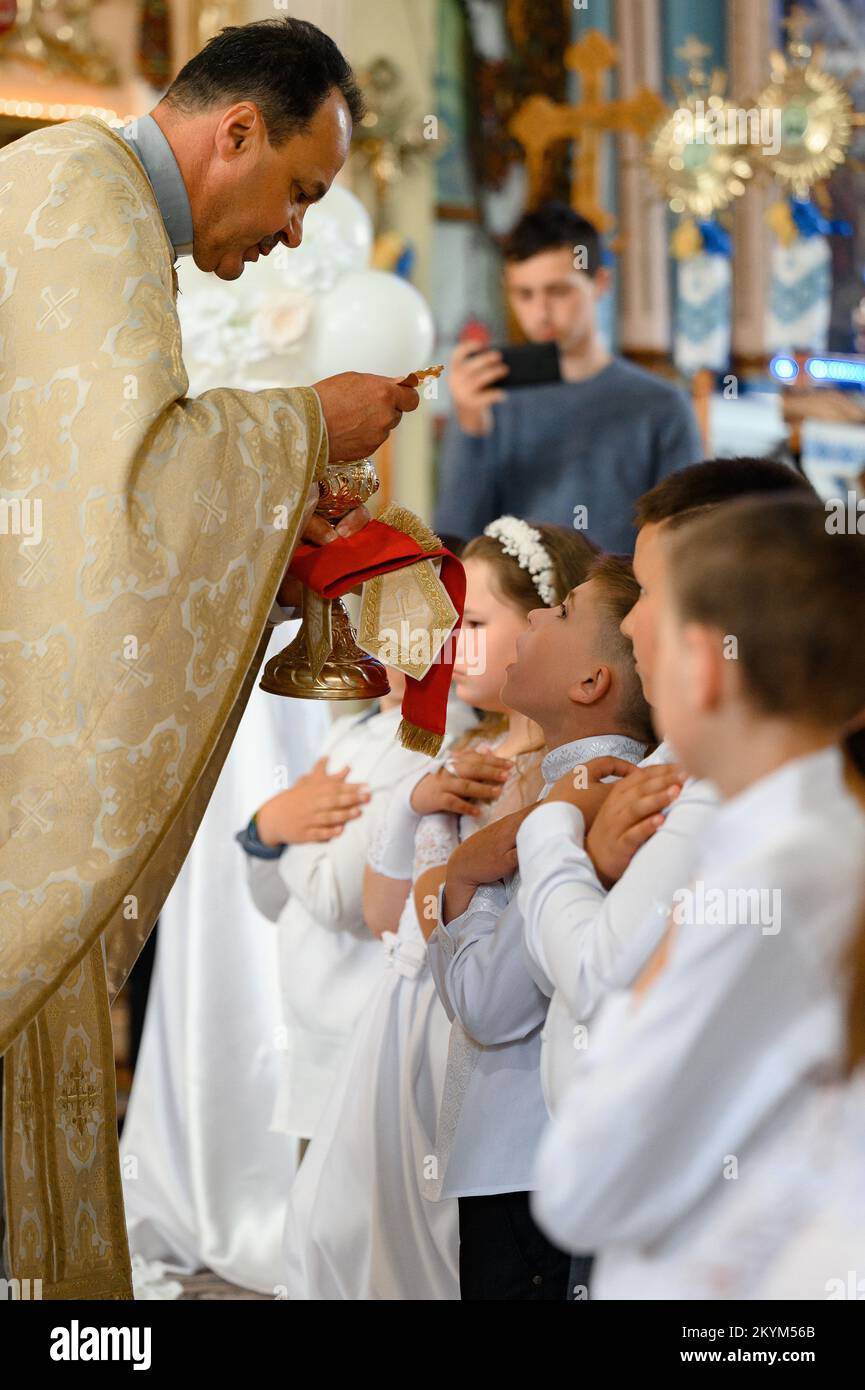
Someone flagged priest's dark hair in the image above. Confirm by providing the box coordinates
[162,17,366,146]
[502,202,602,277]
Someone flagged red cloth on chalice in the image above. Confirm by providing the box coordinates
[288,518,466,756]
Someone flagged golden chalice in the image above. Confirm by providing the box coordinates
[259,457,391,700]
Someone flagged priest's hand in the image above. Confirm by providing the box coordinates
[275,479,372,605]
[254,758,372,846]
[313,372,420,462]
[300,487,373,549]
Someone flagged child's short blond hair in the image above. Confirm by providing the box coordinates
[664,495,865,729]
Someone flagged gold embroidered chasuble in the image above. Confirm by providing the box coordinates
[0,115,329,1297]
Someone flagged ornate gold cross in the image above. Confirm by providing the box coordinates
[509,30,666,232]
[58,1056,100,1139]
[782,5,813,50]
[675,35,713,80]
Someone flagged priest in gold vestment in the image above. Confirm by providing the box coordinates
[0,17,419,1298]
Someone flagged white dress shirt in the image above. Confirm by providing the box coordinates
[426,734,646,1199]
[531,745,865,1295]
[516,740,718,1112]
[586,1070,865,1301]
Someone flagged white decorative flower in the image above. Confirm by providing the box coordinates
[484,515,558,606]
[251,289,314,353]
[272,218,363,295]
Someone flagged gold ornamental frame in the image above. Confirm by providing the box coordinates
[0,0,240,142]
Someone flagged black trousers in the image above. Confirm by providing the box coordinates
[458,1191,572,1300]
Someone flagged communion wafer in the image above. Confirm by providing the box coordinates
[399,364,445,385]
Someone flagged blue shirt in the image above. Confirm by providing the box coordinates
[117,114,194,260]
[434,357,703,555]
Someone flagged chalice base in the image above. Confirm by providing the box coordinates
[259,598,391,701]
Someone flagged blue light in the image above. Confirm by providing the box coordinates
[770,355,799,381]
[805,356,865,386]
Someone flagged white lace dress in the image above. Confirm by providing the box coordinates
[282,736,539,1300]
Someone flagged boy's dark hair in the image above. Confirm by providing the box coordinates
[665,495,865,730]
[502,202,602,277]
[636,457,814,529]
[585,554,656,747]
[162,18,365,146]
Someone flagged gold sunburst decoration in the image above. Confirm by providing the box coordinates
[648,37,753,218]
[754,8,853,197]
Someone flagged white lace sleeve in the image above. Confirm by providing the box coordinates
[367,751,454,878]
[411,811,460,879]
[366,770,424,878]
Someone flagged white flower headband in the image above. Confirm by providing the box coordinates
[483,515,558,606]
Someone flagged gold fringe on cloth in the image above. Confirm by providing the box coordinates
[375,502,443,555]
[397,718,446,757]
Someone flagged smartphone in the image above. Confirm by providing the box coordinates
[466,340,562,389]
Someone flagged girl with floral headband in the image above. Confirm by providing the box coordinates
[281,518,597,1300]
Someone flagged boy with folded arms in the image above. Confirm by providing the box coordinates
[428,555,653,1299]
[516,458,814,1113]
[532,495,865,1297]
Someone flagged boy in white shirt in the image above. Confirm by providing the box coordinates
[516,458,815,1116]
[428,554,654,1299]
[444,458,812,1296]
[531,495,865,1297]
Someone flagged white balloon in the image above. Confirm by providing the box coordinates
[268,184,373,292]
[307,185,373,265]
[176,187,383,389]
[177,185,372,304]
[310,270,435,378]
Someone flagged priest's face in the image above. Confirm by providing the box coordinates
[191,91,352,281]
[504,247,610,355]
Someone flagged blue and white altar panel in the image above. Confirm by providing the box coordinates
[767,237,832,356]
[674,252,732,374]
[801,419,865,501]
